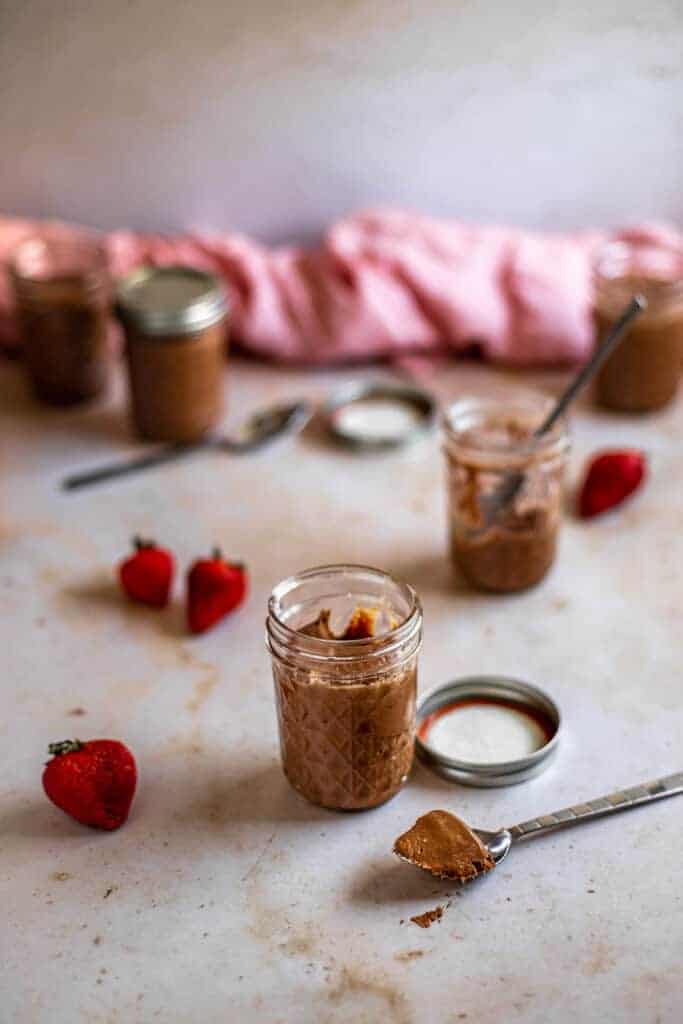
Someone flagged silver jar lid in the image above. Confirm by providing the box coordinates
[324,382,437,449]
[416,675,561,787]
[115,265,228,336]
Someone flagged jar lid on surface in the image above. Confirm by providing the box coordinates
[324,382,437,449]
[416,675,561,787]
[115,265,228,336]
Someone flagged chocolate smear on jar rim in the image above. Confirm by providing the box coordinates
[394,810,496,882]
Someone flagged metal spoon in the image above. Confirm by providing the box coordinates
[475,294,647,532]
[62,399,314,491]
[403,771,683,877]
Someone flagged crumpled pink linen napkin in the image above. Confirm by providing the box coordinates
[1,209,679,365]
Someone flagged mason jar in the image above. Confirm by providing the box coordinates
[444,394,570,593]
[10,235,112,405]
[594,240,683,412]
[266,564,423,810]
[116,266,228,442]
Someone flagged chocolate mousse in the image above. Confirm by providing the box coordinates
[10,238,111,406]
[273,606,417,810]
[300,606,397,640]
[595,275,683,412]
[116,266,228,442]
[445,410,567,593]
[394,810,496,881]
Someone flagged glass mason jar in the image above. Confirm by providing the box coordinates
[9,235,112,405]
[266,564,423,811]
[594,240,683,412]
[116,266,228,442]
[444,395,570,593]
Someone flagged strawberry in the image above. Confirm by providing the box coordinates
[119,537,174,608]
[42,739,137,831]
[186,549,248,634]
[578,449,646,518]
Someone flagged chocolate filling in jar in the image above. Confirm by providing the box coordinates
[9,235,112,406]
[266,565,422,811]
[594,240,683,412]
[116,266,228,442]
[443,396,569,593]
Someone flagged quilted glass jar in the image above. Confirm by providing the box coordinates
[266,565,422,810]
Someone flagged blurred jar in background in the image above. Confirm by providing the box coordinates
[594,240,683,412]
[10,235,112,405]
[116,266,228,443]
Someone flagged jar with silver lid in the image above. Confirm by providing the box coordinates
[116,265,229,442]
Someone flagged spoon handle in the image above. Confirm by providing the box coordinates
[62,440,208,491]
[508,771,683,843]
[535,294,646,437]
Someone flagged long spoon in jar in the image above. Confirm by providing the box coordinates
[476,294,647,532]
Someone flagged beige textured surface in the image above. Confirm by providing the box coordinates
[1,357,682,1022]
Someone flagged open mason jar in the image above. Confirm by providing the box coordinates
[444,395,570,593]
[594,240,683,412]
[10,235,112,405]
[266,565,422,810]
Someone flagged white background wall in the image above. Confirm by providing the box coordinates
[1,0,681,242]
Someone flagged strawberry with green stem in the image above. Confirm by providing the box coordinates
[42,739,137,831]
[119,537,174,608]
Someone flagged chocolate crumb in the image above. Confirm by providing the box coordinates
[93,936,102,946]
[410,906,444,929]
[103,887,115,899]
[395,949,425,962]
[67,707,86,716]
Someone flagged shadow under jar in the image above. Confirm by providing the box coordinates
[594,240,683,412]
[116,266,228,442]
[10,235,111,405]
[266,565,423,811]
[444,395,570,593]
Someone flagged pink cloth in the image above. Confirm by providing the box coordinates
[1,210,680,365]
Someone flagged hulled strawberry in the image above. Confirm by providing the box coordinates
[186,550,248,634]
[578,449,647,518]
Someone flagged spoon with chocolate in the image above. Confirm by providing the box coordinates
[394,770,683,883]
[476,294,647,531]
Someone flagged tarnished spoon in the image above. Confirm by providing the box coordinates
[62,399,313,491]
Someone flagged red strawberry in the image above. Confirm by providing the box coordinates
[187,549,248,634]
[119,537,174,608]
[578,449,646,518]
[42,739,137,831]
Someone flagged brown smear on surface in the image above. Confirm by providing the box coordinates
[395,949,426,961]
[186,666,220,713]
[410,906,444,929]
[394,810,495,882]
[327,966,411,1024]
